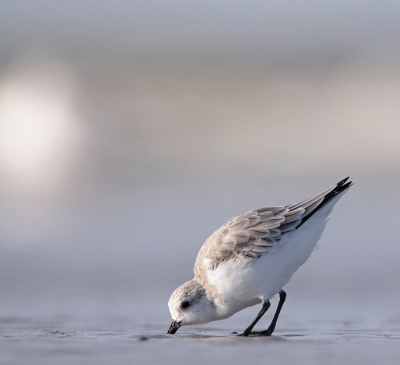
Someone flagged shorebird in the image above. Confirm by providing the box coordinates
[168,178,352,336]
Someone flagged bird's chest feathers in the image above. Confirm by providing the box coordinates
[205,258,263,317]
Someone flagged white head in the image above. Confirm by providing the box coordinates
[167,279,216,334]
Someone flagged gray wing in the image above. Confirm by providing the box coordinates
[197,178,352,266]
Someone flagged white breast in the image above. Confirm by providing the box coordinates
[206,192,344,320]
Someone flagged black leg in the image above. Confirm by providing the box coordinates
[239,299,270,336]
[251,290,287,336]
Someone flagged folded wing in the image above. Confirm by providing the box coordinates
[196,177,352,270]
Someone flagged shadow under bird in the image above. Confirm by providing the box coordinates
[168,178,353,336]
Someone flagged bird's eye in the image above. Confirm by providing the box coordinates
[181,301,190,309]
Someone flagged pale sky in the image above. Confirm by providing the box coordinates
[1,1,400,52]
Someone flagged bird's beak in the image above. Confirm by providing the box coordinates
[167,320,181,334]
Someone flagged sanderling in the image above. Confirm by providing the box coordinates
[167,177,353,336]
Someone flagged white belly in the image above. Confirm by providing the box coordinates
[207,196,340,320]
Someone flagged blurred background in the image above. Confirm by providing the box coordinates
[0,0,399,328]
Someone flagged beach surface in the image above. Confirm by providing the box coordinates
[2,313,400,365]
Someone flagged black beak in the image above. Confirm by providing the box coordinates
[167,320,181,334]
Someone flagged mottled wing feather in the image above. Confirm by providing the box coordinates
[194,178,352,277]
[203,210,285,263]
[199,187,334,266]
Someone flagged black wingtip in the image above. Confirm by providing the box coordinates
[335,177,353,194]
[296,177,353,228]
[320,176,354,205]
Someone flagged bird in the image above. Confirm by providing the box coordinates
[167,177,353,336]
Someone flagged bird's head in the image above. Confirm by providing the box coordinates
[167,279,216,334]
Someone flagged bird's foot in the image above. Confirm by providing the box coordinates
[237,326,274,337]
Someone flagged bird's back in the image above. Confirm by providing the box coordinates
[193,178,352,317]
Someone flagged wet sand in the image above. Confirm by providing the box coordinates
[2,315,399,365]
